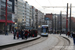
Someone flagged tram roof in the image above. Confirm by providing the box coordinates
[42,25,48,26]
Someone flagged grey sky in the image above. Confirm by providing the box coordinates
[24,0,75,16]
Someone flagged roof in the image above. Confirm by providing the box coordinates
[42,25,48,26]
[45,13,52,20]
[71,17,75,23]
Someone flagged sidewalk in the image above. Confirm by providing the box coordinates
[60,34,75,50]
[0,34,40,48]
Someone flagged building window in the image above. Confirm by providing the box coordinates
[23,16,24,18]
[22,19,24,21]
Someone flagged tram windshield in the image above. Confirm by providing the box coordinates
[41,27,48,33]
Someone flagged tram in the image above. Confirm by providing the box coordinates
[41,25,48,37]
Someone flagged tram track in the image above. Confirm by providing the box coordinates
[49,35,70,50]
[18,37,48,50]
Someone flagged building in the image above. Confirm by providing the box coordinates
[14,0,25,29]
[0,0,14,31]
[35,9,38,29]
[56,14,66,31]
[31,6,36,28]
[38,10,44,27]
[25,1,30,27]
[14,0,44,29]
[29,6,32,27]
[9,0,15,13]
[45,14,67,31]
[45,14,52,30]
[69,17,75,31]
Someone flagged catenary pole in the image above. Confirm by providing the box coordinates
[66,3,68,35]
[69,4,72,35]
[5,0,7,34]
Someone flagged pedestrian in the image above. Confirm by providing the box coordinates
[21,29,24,39]
[29,30,31,37]
[67,32,70,37]
[12,30,14,34]
[35,30,37,37]
[13,28,17,39]
[17,31,19,39]
[5,30,8,35]
[71,32,73,38]
[72,32,75,45]
[25,30,29,39]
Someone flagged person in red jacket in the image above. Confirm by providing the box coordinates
[35,30,37,37]
[25,30,29,39]
[67,32,70,37]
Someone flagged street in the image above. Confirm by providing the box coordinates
[1,0,75,50]
[1,34,70,50]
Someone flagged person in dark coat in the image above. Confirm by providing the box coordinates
[35,30,37,37]
[17,31,19,39]
[29,30,31,37]
[13,28,17,39]
[21,29,24,39]
[5,30,8,35]
[72,32,75,45]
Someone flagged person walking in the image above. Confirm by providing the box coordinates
[72,32,75,45]
[13,28,17,39]
[21,29,24,39]
[29,30,31,37]
[25,30,29,39]
[5,30,8,35]
[35,30,37,37]
[67,32,70,37]
[17,31,19,39]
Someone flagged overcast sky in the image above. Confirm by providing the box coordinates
[24,0,75,16]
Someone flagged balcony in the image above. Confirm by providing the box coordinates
[1,0,12,5]
[1,0,6,3]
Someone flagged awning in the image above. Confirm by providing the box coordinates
[0,20,15,23]
[7,20,15,23]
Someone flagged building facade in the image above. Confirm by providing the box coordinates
[0,0,14,31]
[14,0,44,29]
[31,6,36,28]
[29,6,32,27]
[45,14,66,32]
[25,1,30,27]
[14,0,25,29]
[45,14,52,30]
[38,10,44,26]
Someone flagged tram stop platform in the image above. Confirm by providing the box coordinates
[0,34,40,48]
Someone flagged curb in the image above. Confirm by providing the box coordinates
[0,36,41,49]
[61,36,70,45]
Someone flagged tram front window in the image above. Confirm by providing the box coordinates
[42,27,48,33]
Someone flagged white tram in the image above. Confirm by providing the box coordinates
[41,25,48,37]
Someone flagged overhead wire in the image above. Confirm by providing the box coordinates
[34,0,43,9]
[47,0,55,14]
[48,0,51,6]
[34,0,46,13]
